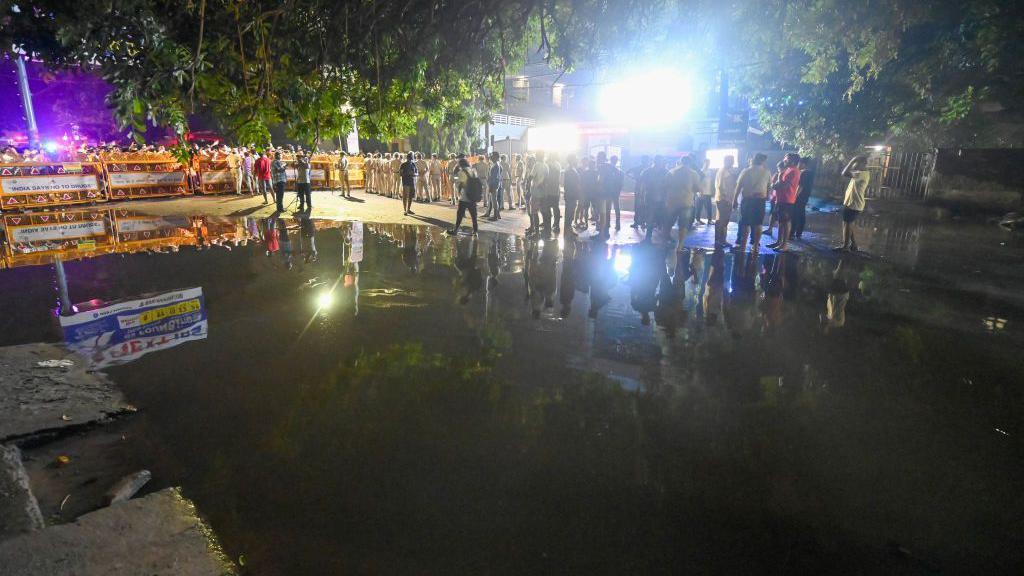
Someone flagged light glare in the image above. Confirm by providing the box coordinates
[598,69,693,127]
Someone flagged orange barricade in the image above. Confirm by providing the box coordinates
[347,155,365,188]
[111,208,199,250]
[310,160,331,189]
[1,206,117,267]
[0,162,106,210]
[106,160,190,200]
[197,159,237,194]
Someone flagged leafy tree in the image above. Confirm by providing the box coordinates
[723,0,1024,158]
[1,0,661,148]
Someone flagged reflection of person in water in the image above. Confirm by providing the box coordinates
[703,249,726,325]
[558,239,578,317]
[654,250,688,336]
[298,214,318,263]
[262,216,280,257]
[486,240,500,292]
[525,238,557,318]
[761,253,795,331]
[455,236,482,305]
[340,233,360,316]
[821,259,851,333]
[277,217,294,270]
[630,243,663,325]
[725,250,758,336]
[402,226,419,273]
[588,243,615,319]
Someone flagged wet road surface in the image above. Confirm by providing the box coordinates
[1,210,1022,574]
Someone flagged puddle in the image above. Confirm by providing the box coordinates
[1,211,1022,574]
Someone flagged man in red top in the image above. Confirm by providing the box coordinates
[768,152,801,251]
[253,152,272,204]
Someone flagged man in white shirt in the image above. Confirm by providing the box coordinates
[733,153,772,252]
[713,155,740,247]
[836,156,869,252]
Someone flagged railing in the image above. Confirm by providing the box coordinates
[0,154,365,211]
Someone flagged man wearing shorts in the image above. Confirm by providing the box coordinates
[733,153,772,252]
[836,156,869,251]
[767,152,801,251]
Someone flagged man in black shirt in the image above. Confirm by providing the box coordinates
[400,152,417,216]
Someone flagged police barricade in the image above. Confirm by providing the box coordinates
[0,162,106,211]
[310,159,331,189]
[197,159,237,194]
[105,160,191,200]
[348,155,366,189]
[1,206,117,267]
[111,208,199,251]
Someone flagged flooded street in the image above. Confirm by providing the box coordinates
[1,209,1022,574]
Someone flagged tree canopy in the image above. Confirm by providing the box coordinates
[1,0,660,148]
[2,0,1022,156]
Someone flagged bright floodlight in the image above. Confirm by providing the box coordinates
[44,141,60,153]
[598,69,693,127]
[706,148,739,169]
[527,124,580,153]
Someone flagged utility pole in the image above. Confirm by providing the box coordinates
[15,55,41,149]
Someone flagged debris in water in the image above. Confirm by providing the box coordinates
[59,494,71,514]
[61,414,72,421]
[55,455,71,467]
[104,470,153,505]
[995,428,1009,436]
[36,359,74,369]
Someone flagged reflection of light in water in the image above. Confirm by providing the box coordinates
[983,316,1007,332]
[316,291,334,310]
[557,236,564,250]
[613,252,632,277]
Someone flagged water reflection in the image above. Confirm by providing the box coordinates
[0,212,1022,573]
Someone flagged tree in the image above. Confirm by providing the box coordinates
[0,0,662,147]
[723,0,1024,158]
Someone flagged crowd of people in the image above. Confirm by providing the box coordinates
[358,147,870,254]
[359,149,628,240]
[3,137,872,253]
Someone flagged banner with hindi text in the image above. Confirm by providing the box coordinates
[0,162,105,210]
[106,160,190,200]
[1,206,116,266]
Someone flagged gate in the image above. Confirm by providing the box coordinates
[865,150,932,200]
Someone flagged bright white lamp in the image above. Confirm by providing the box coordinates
[598,69,694,127]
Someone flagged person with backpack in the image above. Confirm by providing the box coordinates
[448,158,481,236]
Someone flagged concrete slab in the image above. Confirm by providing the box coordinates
[0,343,132,442]
[0,444,44,541]
[0,487,237,576]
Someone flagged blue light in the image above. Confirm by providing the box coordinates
[44,141,59,153]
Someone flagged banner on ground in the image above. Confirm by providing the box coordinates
[197,159,236,194]
[60,287,208,369]
[106,161,190,200]
[1,207,116,265]
[0,162,105,210]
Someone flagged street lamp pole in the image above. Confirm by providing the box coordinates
[15,55,41,149]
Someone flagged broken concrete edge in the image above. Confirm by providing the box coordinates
[1,405,138,447]
[0,444,45,539]
[168,488,241,576]
[0,487,239,576]
[0,343,133,442]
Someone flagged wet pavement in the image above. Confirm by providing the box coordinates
[1,206,1023,574]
